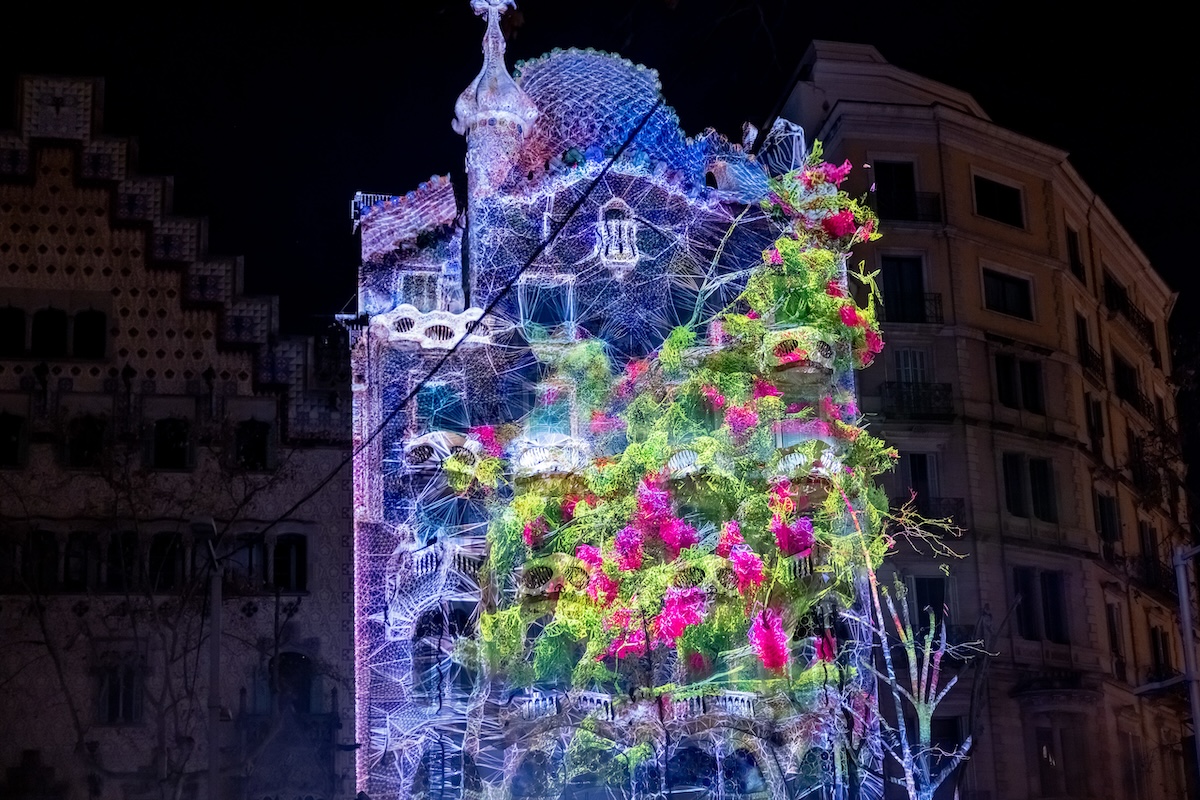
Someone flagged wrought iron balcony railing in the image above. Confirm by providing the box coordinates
[879,293,944,325]
[880,381,954,419]
[1079,343,1105,384]
[1135,555,1178,599]
[875,191,943,223]
[1105,281,1157,346]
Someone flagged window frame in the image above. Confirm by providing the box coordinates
[1013,565,1071,645]
[971,171,1026,229]
[994,353,1045,414]
[1002,452,1058,523]
[981,266,1034,320]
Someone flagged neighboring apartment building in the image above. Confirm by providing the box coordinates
[780,41,1193,800]
[0,76,355,800]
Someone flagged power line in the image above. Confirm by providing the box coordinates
[257,96,665,539]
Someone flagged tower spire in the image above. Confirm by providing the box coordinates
[452,0,538,138]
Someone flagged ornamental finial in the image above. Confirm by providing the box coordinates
[452,0,538,137]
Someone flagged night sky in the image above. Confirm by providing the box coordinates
[3,2,1196,338]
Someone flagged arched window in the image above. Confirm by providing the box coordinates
[274,534,307,592]
[63,531,99,591]
[597,199,640,278]
[147,532,183,592]
[24,530,59,591]
[65,415,107,469]
[667,745,717,799]
[72,309,107,359]
[0,306,25,356]
[722,749,766,798]
[30,307,69,358]
[107,531,139,592]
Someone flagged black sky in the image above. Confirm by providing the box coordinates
[2,1,1195,337]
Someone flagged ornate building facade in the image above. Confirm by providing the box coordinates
[0,76,355,800]
[781,41,1194,800]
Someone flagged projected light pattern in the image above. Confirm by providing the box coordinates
[351,3,892,798]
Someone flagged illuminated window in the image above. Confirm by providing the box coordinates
[598,198,640,276]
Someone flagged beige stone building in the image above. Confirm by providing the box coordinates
[0,77,355,800]
[780,41,1193,800]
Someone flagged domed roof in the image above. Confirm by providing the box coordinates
[513,49,700,180]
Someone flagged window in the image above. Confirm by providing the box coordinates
[911,575,948,631]
[1033,720,1085,796]
[72,309,107,359]
[30,307,69,358]
[1095,492,1120,543]
[1106,603,1128,681]
[414,382,468,434]
[1085,394,1105,444]
[518,275,575,343]
[0,412,25,468]
[1002,453,1057,522]
[1113,352,1141,406]
[401,271,440,313]
[98,660,142,725]
[106,531,139,592]
[1014,566,1069,644]
[0,306,25,356]
[274,533,307,592]
[983,269,1033,319]
[597,198,640,275]
[271,652,314,713]
[881,256,937,323]
[65,415,107,469]
[894,348,928,384]
[1066,227,1085,282]
[63,532,98,592]
[898,452,939,514]
[1118,731,1144,800]
[994,354,1044,413]
[973,174,1024,227]
[875,161,918,220]
[1149,622,1175,680]
[150,418,192,470]
[228,535,266,591]
[24,530,59,592]
[233,419,272,471]
[147,532,183,592]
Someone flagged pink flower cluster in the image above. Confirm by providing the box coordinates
[587,572,619,606]
[815,630,837,663]
[822,159,853,185]
[653,586,707,646]
[523,516,548,548]
[725,403,759,441]
[771,514,814,557]
[750,608,789,671]
[730,547,765,594]
[660,517,699,560]
[752,378,782,399]
[700,384,726,409]
[860,329,884,366]
[767,247,783,265]
[822,209,857,238]
[839,305,862,327]
[615,525,644,570]
[825,280,846,298]
[616,359,649,399]
[715,520,743,557]
[575,544,602,568]
[589,411,626,436]
[604,607,647,659]
[821,395,843,421]
[469,425,503,458]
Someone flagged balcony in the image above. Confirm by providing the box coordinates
[1134,555,1177,599]
[1115,382,1156,421]
[1079,343,1105,384]
[879,293,944,325]
[1104,280,1156,347]
[1130,456,1162,498]
[875,191,943,223]
[880,381,954,419]
[892,495,965,523]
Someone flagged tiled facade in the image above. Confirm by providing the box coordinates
[783,41,1193,800]
[0,77,355,800]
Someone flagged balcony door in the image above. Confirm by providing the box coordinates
[881,256,927,323]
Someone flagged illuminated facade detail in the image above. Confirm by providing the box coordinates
[352,11,897,800]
